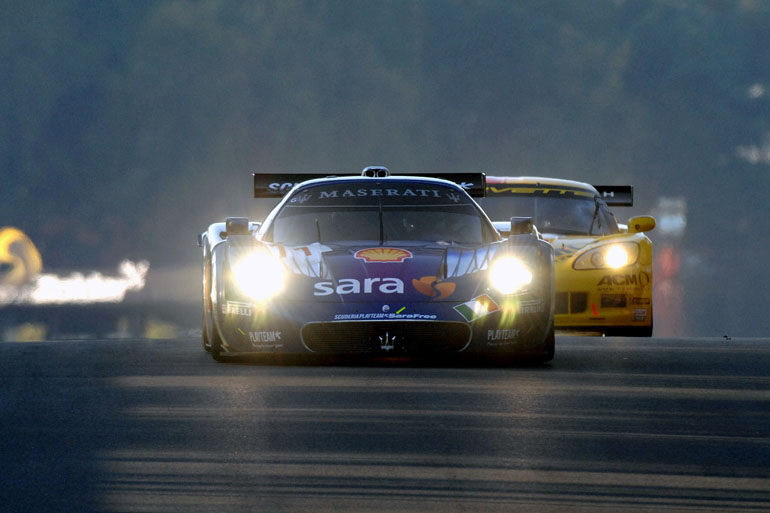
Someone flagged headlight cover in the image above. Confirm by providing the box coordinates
[230,251,286,300]
[573,242,639,270]
[489,256,533,294]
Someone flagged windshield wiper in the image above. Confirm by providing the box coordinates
[315,218,322,243]
[588,197,602,235]
[378,200,384,246]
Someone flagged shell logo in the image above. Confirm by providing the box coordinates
[354,247,413,263]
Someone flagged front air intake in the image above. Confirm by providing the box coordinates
[301,321,470,354]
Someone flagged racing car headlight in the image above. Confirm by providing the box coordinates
[573,242,639,270]
[489,256,533,294]
[230,251,286,300]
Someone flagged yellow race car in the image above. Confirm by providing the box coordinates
[480,177,655,336]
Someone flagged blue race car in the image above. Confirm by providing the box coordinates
[198,167,555,363]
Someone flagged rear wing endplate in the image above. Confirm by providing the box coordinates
[594,185,633,206]
[254,172,486,198]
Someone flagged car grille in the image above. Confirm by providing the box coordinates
[555,292,588,314]
[570,292,587,313]
[301,321,471,354]
[555,293,567,315]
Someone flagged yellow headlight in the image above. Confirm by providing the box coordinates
[231,251,286,301]
[573,242,639,270]
[489,257,533,294]
[605,245,629,268]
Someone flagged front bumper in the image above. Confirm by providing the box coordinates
[214,295,552,357]
[554,266,652,333]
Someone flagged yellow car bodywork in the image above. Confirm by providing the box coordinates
[0,227,42,287]
[483,176,655,337]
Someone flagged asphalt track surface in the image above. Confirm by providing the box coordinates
[2,336,769,513]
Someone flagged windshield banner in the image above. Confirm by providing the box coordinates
[254,172,486,198]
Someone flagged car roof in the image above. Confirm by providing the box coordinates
[486,176,598,194]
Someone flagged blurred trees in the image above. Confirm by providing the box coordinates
[1,0,769,334]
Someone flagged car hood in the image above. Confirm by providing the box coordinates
[541,235,598,263]
[269,242,499,302]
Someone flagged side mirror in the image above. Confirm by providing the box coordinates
[510,217,534,235]
[627,215,655,233]
[225,217,251,235]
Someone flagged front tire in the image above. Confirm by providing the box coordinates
[201,313,211,352]
[540,325,555,363]
[210,322,227,362]
[202,250,214,352]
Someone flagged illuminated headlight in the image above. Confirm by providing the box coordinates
[230,251,286,300]
[489,257,533,294]
[573,242,639,270]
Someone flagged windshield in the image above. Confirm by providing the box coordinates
[478,195,619,235]
[266,181,496,245]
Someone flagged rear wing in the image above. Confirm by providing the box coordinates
[253,172,486,198]
[594,185,633,206]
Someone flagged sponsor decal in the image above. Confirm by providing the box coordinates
[487,329,520,341]
[354,247,413,263]
[445,246,497,277]
[314,277,404,296]
[631,297,651,305]
[249,331,282,343]
[318,188,442,199]
[518,299,545,314]
[333,313,437,320]
[634,308,648,321]
[487,186,594,199]
[289,192,312,204]
[268,182,295,193]
[412,275,456,300]
[248,330,283,350]
[225,301,252,316]
[277,242,333,279]
[597,272,651,287]
[453,294,500,322]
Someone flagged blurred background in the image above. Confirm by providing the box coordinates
[2,0,768,339]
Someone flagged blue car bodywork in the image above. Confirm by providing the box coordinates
[199,168,555,363]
